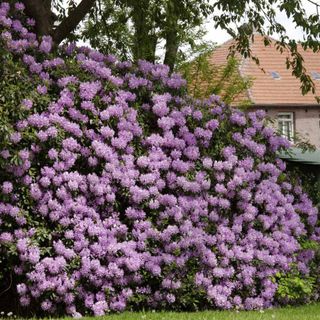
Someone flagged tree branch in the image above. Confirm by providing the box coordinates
[305,0,320,7]
[52,0,96,45]
[306,0,320,14]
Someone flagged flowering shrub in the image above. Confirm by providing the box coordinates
[0,1,320,317]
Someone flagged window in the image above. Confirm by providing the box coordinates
[311,71,320,80]
[277,112,294,141]
[270,71,281,79]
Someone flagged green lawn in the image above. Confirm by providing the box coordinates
[63,304,320,320]
[9,304,320,320]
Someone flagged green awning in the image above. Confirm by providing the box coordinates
[278,148,320,166]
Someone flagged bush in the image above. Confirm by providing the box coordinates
[0,1,319,317]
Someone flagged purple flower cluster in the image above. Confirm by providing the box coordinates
[0,2,319,317]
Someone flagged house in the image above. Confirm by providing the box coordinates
[207,34,320,148]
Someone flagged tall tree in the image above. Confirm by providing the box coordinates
[82,0,213,69]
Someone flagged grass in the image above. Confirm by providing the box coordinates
[21,303,318,320]
[78,304,320,320]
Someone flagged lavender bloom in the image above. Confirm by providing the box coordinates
[2,181,13,194]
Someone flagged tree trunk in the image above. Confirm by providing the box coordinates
[131,0,157,63]
[164,0,179,72]
[22,0,53,37]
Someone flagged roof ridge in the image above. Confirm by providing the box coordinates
[216,33,279,51]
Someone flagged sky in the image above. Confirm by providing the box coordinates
[205,0,319,45]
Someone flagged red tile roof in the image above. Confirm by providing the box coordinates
[208,34,320,106]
